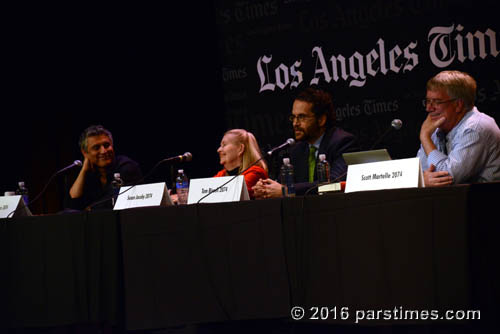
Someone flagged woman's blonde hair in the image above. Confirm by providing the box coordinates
[224,129,268,173]
[427,70,477,110]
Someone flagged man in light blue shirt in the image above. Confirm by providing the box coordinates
[417,70,500,186]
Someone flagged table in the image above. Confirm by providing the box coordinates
[1,183,498,333]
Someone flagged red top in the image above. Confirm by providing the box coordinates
[214,165,268,199]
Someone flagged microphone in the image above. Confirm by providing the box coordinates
[57,160,83,174]
[391,119,403,130]
[303,119,403,197]
[163,152,193,163]
[369,119,403,150]
[267,138,295,156]
[197,153,268,204]
[6,160,84,218]
[198,139,294,204]
[86,153,193,210]
[197,137,294,203]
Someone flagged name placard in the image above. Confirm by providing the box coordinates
[113,182,173,210]
[345,157,424,193]
[0,195,32,218]
[187,175,249,204]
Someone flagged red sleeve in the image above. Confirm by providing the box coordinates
[214,169,227,177]
[242,166,268,199]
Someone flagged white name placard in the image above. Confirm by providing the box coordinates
[187,175,249,204]
[0,195,32,218]
[345,157,424,193]
[113,182,173,210]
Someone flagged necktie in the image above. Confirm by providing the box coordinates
[308,146,317,183]
[437,131,447,155]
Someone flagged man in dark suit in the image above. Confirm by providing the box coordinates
[253,87,357,198]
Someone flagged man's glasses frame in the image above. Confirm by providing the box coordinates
[288,114,315,123]
[422,98,457,108]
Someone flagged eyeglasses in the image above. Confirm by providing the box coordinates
[288,114,315,123]
[422,98,457,107]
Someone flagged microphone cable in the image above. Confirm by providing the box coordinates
[196,155,267,204]
[369,118,403,151]
[6,160,82,218]
[86,153,192,210]
[197,138,295,204]
[302,118,403,197]
[303,171,347,197]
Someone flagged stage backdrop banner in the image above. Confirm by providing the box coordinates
[215,0,499,177]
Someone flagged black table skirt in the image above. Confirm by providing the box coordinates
[1,183,498,332]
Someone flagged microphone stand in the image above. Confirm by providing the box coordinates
[370,119,403,151]
[196,139,294,204]
[6,162,82,218]
[302,119,403,197]
[369,126,393,151]
[197,155,267,204]
[86,154,190,210]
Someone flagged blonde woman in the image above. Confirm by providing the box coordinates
[215,129,268,199]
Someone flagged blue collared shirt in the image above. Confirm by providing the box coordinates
[417,107,500,183]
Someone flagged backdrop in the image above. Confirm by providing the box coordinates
[216,0,500,176]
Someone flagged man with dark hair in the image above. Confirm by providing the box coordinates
[253,87,357,198]
[68,125,142,210]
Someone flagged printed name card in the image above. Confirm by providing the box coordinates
[113,182,173,210]
[345,157,424,193]
[187,175,249,204]
[0,195,32,218]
